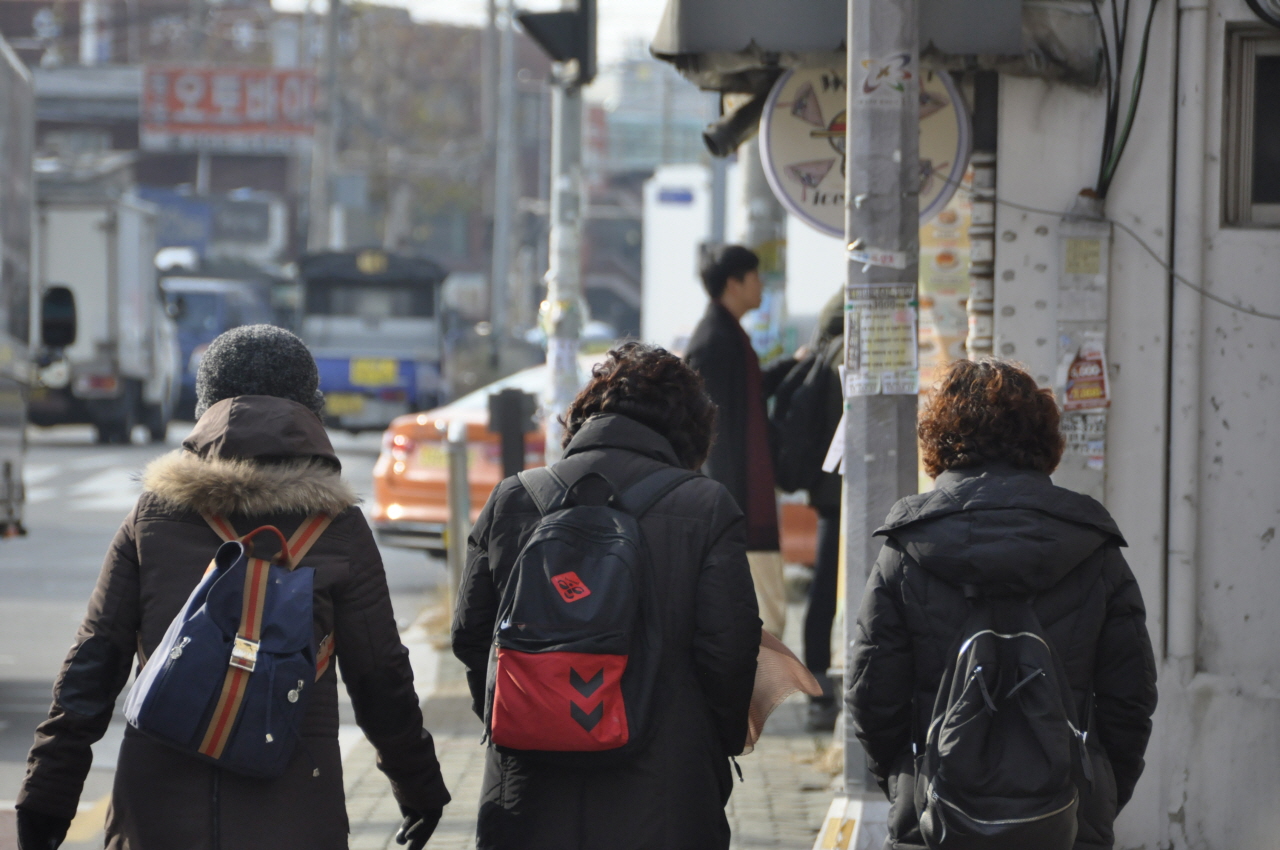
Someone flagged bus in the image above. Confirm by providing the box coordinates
[295,249,447,431]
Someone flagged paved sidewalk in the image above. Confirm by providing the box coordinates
[345,605,842,850]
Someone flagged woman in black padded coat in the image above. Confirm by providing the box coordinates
[452,343,761,850]
[848,358,1158,850]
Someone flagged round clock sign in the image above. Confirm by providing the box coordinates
[759,66,972,237]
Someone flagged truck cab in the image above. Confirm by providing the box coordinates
[296,250,447,432]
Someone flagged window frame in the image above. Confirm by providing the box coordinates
[1223,26,1280,227]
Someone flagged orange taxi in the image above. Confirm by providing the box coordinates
[370,361,818,564]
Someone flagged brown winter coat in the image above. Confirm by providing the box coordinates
[16,395,449,850]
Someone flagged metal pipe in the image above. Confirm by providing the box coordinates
[445,420,472,610]
[491,0,517,347]
[1165,0,1208,671]
[542,78,585,465]
[307,0,341,251]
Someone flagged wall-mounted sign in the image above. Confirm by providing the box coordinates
[141,66,316,154]
[758,66,971,237]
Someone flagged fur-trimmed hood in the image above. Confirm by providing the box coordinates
[142,451,358,517]
[143,394,356,516]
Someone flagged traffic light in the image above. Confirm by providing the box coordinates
[517,0,596,86]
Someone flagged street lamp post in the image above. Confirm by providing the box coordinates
[518,0,595,463]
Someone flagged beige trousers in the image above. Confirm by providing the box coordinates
[747,550,787,638]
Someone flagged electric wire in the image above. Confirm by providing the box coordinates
[955,183,1280,322]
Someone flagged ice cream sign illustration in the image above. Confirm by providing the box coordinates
[759,66,971,238]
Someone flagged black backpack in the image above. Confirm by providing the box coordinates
[770,336,842,494]
[483,463,695,763]
[914,586,1094,849]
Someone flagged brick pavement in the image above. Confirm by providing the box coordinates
[15,605,842,850]
[345,605,842,850]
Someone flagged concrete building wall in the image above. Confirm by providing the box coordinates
[1162,0,1280,846]
[995,0,1280,845]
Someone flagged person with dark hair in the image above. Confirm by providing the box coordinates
[16,325,450,850]
[684,245,795,637]
[847,358,1158,850]
[452,342,761,850]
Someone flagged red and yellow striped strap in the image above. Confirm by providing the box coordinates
[315,633,335,680]
[199,661,251,759]
[194,513,335,760]
[201,513,333,569]
[198,553,270,760]
[286,515,336,682]
[203,513,238,544]
[284,513,332,565]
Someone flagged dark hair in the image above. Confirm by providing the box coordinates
[700,244,759,300]
[918,358,1064,477]
[561,342,716,470]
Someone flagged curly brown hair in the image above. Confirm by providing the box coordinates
[561,342,716,470]
[918,358,1064,477]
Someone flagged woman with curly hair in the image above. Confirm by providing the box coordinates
[452,342,761,850]
[847,358,1157,850]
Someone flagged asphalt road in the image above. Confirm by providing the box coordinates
[0,422,446,846]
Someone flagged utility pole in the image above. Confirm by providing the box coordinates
[490,0,517,362]
[518,0,595,464]
[824,0,922,839]
[541,78,585,464]
[308,0,341,251]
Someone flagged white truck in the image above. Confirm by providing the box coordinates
[31,167,181,444]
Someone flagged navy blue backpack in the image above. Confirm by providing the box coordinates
[124,514,333,778]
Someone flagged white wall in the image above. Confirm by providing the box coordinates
[997,0,1280,844]
[640,164,711,353]
[786,214,845,320]
[1168,0,1280,844]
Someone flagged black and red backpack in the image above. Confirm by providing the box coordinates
[483,464,695,762]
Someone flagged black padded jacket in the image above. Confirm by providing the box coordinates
[848,464,1158,850]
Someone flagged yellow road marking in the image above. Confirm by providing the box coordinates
[65,794,109,842]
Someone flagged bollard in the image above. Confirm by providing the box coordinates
[445,420,471,612]
[487,388,539,479]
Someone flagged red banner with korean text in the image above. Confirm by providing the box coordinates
[141,66,316,154]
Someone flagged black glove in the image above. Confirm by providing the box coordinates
[394,805,443,850]
[16,808,70,850]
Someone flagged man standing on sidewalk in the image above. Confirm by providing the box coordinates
[685,245,792,637]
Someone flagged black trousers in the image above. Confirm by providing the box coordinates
[803,510,841,678]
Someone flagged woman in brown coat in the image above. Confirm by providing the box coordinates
[15,326,449,850]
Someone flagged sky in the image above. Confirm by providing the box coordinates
[270,0,671,66]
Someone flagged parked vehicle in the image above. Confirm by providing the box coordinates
[295,249,446,432]
[370,358,818,565]
[160,276,275,419]
[30,165,181,444]
[0,35,33,534]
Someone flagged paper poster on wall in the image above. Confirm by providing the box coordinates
[1061,336,1111,411]
[1061,410,1107,471]
[918,175,973,388]
[844,285,919,396]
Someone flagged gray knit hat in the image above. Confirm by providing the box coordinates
[194,325,325,419]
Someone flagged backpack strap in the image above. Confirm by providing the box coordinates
[517,467,571,516]
[201,513,337,682]
[618,467,698,517]
[198,523,289,761]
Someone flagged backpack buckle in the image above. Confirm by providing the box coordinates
[230,636,260,672]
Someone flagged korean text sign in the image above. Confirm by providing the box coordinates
[142,66,316,153]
